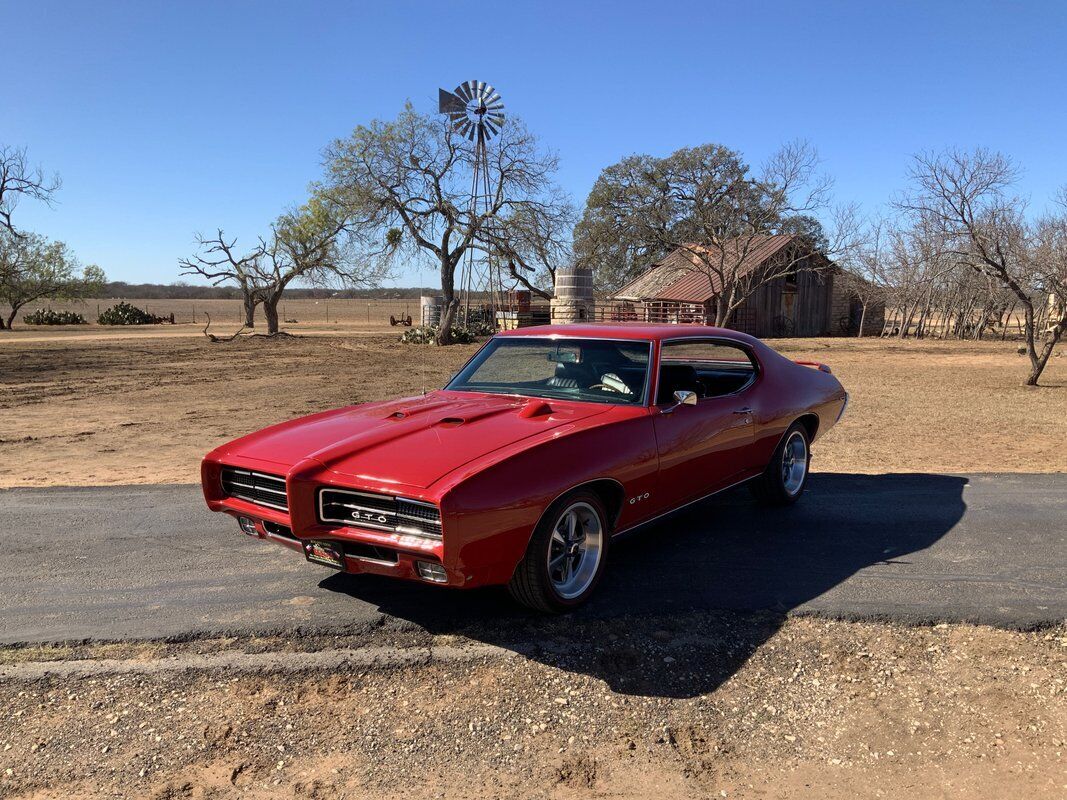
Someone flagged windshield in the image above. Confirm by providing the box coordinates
[446,337,651,405]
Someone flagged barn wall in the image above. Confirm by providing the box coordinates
[830,272,887,336]
[794,263,833,336]
[730,256,832,337]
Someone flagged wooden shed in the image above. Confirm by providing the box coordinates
[609,234,839,337]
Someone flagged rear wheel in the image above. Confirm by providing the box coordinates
[751,422,811,506]
[508,491,609,613]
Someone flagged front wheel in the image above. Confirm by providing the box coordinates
[508,491,610,613]
[751,422,811,506]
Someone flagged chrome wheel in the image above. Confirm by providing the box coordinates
[546,501,603,600]
[781,430,808,496]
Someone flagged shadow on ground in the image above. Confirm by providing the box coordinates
[320,473,967,698]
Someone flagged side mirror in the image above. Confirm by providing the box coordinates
[662,390,698,414]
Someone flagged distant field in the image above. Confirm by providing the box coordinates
[11,297,426,330]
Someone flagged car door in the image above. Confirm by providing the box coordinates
[651,338,759,510]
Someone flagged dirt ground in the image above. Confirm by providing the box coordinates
[3,311,1065,799]
[0,323,1063,487]
[0,615,1064,799]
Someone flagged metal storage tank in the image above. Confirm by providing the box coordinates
[420,295,443,327]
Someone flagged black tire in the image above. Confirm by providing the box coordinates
[507,490,610,613]
[750,422,811,506]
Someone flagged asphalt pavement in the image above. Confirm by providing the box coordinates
[0,473,1063,644]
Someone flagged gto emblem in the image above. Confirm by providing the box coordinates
[628,493,651,505]
[351,509,388,524]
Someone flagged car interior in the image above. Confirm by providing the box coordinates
[655,342,757,404]
[451,338,756,406]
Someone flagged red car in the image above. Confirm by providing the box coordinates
[201,324,848,612]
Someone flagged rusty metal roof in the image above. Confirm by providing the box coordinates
[612,234,799,303]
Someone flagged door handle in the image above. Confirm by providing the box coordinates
[733,407,754,415]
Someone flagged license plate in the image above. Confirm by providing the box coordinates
[303,540,346,570]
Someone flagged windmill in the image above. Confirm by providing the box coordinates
[439,81,506,326]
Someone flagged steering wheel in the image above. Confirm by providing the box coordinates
[588,373,631,395]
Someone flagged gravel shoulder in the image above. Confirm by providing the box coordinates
[1,614,1064,799]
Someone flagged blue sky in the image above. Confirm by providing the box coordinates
[5,0,1067,285]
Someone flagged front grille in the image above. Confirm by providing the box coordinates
[318,488,442,540]
[396,499,443,538]
[220,467,288,512]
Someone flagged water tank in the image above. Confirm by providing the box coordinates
[420,295,443,327]
[550,267,595,324]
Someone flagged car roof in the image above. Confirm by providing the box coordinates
[495,323,757,344]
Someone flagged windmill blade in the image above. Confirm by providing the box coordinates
[482,90,500,106]
[484,119,500,137]
[487,114,506,127]
[438,88,465,114]
[454,82,472,102]
[467,80,480,101]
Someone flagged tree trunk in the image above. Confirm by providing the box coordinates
[263,295,280,335]
[435,254,459,345]
[242,288,257,329]
[1025,308,1064,386]
[857,300,868,338]
[436,298,459,345]
[4,306,18,330]
[0,315,6,330]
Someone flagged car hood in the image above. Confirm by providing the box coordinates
[218,391,613,489]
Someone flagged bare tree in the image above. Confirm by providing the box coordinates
[839,217,893,337]
[321,104,565,343]
[249,198,391,334]
[0,146,62,237]
[0,232,105,330]
[486,193,577,300]
[901,149,1060,385]
[1029,188,1067,363]
[575,141,858,326]
[179,231,266,328]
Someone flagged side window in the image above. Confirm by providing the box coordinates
[657,340,757,403]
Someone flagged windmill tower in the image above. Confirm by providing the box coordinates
[439,80,506,326]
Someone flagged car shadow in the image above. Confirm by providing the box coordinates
[319,472,967,698]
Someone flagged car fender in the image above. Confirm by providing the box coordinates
[438,411,659,585]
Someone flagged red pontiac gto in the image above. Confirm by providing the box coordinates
[201,324,848,611]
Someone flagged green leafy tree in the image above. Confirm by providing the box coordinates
[574,142,856,326]
[0,232,105,330]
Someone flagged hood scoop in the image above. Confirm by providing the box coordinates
[436,416,465,427]
[518,399,553,419]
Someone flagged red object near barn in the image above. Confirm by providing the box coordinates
[200,324,848,611]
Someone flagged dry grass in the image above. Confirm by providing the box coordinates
[1,322,1064,488]
[771,336,1067,474]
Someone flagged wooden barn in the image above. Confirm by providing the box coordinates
[609,234,864,337]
